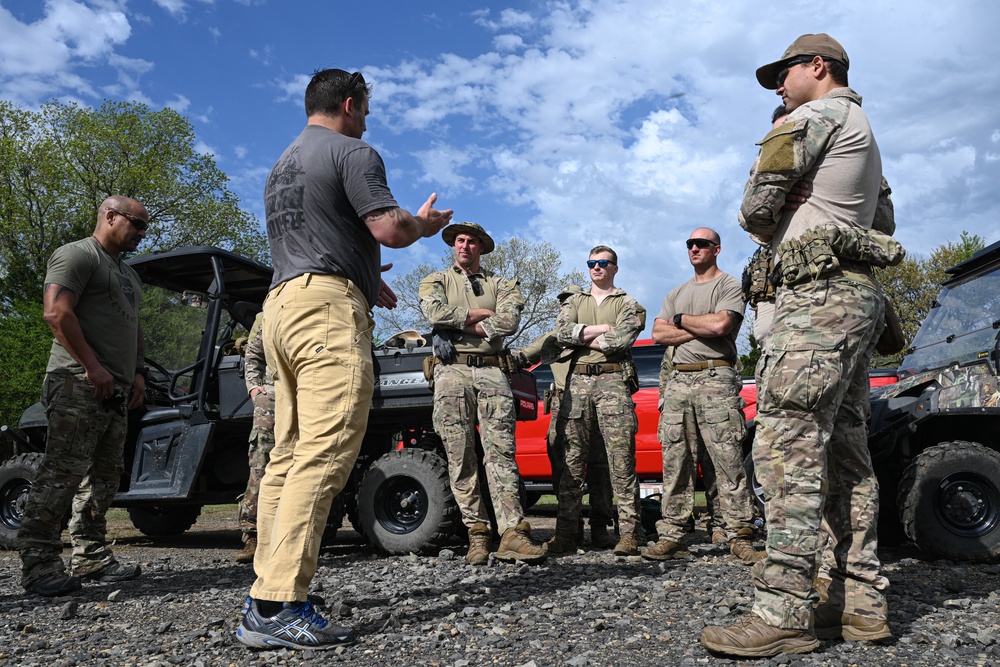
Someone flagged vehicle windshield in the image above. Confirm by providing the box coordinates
[899,265,1000,376]
[140,286,248,393]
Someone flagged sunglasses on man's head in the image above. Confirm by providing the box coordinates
[587,259,615,269]
[686,238,718,250]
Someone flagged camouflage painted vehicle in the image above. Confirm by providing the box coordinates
[868,240,1000,563]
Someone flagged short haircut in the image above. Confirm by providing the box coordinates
[771,104,788,124]
[824,58,849,86]
[305,68,373,117]
[590,245,618,264]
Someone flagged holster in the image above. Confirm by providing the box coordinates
[422,356,439,391]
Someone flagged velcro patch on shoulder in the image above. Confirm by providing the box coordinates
[757,123,799,174]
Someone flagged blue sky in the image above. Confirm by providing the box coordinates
[2,0,999,335]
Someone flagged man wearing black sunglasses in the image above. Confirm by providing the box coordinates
[18,196,148,598]
[703,34,898,658]
[240,68,453,651]
[418,222,547,567]
[643,228,762,566]
[548,246,645,557]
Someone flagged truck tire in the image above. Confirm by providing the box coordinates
[358,448,459,555]
[0,453,45,549]
[897,441,1000,562]
[127,505,202,537]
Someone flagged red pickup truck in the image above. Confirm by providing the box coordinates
[515,339,898,495]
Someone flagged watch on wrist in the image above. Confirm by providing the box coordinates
[673,313,683,327]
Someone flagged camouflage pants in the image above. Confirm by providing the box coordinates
[656,366,753,541]
[19,372,128,584]
[238,386,276,541]
[751,270,889,630]
[547,391,614,527]
[555,373,641,538]
[433,363,524,533]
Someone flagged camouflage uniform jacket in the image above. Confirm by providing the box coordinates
[739,87,881,247]
[555,285,645,365]
[419,265,524,355]
[244,312,275,392]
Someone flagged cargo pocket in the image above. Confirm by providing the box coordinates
[761,330,842,413]
[658,411,684,446]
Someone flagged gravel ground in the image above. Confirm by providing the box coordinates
[1,504,998,667]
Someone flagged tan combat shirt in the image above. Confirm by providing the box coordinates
[554,285,645,365]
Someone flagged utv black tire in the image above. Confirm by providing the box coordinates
[127,505,201,537]
[0,453,46,549]
[358,448,459,555]
[321,493,346,547]
[897,441,1000,562]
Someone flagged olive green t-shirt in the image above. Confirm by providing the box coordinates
[657,273,744,366]
[44,237,143,385]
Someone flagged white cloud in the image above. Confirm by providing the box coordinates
[153,0,188,19]
[165,94,191,113]
[364,0,1000,313]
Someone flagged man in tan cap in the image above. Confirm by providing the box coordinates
[702,34,901,658]
[419,222,547,565]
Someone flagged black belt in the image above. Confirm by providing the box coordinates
[572,362,623,376]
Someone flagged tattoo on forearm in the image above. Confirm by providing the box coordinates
[45,284,77,302]
[364,207,411,229]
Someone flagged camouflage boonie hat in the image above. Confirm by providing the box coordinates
[442,222,495,254]
[756,33,850,90]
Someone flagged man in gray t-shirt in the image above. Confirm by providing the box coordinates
[238,68,452,653]
[641,227,763,565]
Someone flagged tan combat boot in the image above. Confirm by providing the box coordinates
[466,522,491,566]
[711,528,728,546]
[701,614,820,658]
[546,531,578,554]
[730,527,767,564]
[612,534,639,556]
[235,536,257,564]
[590,524,617,549]
[495,521,548,564]
[640,538,687,561]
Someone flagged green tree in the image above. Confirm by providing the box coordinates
[377,239,586,348]
[0,99,267,306]
[0,299,51,430]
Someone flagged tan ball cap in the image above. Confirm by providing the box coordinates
[442,221,495,254]
[755,33,850,90]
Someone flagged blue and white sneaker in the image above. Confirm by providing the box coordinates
[236,597,356,650]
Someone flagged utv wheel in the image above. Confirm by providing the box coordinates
[897,441,1000,562]
[358,448,458,555]
[127,505,202,537]
[0,453,46,549]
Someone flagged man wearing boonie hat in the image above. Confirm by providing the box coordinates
[702,33,900,658]
[419,222,547,566]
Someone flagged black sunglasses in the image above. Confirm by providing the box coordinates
[468,274,483,296]
[686,238,718,250]
[775,57,814,88]
[110,208,149,232]
[344,71,364,98]
[587,259,615,269]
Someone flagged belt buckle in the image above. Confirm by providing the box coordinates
[586,363,601,376]
[467,355,484,368]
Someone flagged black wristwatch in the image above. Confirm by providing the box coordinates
[673,313,683,327]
